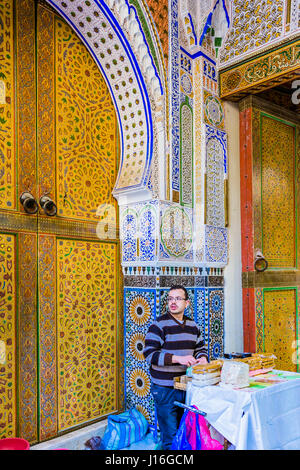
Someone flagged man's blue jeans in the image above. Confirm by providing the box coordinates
[151,383,186,450]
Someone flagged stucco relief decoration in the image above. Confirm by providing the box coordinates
[181,72,193,95]
[204,91,224,128]
[46,0,165,200]
[180,102,193,206]
[198,0,230,56]
[160,205,193,259]
[287,0,300,33]
[205,124,227,227]
[170,0,181,195]
[219,0,284,66]
[205,225,227,264]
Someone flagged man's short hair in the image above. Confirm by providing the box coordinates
[169,285,189,300]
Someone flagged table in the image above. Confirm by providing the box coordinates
[186,370,300,450]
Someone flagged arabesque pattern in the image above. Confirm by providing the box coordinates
[55,18,117,221]
[57,239,118,431]
[263,288,298,372]
[146,0,169,66]
[0,233,16,438]
[261,115,296,268]
[0,0,15,210]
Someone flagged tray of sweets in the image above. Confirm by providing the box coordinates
[192,375,220,387]
[236,356,262,371]
[191,360,223,374]
[252,353,276,370]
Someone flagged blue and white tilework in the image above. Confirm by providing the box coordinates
[124,288,156,425]
[205,225,228,265]
[207,288,224,359]
[124,282,224,428]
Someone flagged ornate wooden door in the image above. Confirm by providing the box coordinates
[240,95,300,372]
[0,0,121,443]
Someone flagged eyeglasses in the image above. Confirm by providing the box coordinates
[167,296,187,302]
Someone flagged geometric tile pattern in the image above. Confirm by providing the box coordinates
[124,288,156,425]
[207,288,224,359]
[124,280,225,425]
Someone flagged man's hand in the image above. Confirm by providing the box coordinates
[195,356,208,365]
[172,355,197,367]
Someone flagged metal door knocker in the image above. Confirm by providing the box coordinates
[39,195,57,216]
[19,191,39,214]
[254,250,268,272]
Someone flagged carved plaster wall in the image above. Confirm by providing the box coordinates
[46,0,167,203]
[219,0,300,69]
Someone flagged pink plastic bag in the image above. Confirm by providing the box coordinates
[172,406,223,450]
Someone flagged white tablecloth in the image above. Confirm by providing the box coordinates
[186,371,300,450]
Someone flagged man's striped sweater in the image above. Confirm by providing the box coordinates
[143,312,208,387]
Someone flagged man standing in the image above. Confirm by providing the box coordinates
[143,285,208,450]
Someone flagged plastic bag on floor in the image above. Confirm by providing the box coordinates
[171,406,223,450]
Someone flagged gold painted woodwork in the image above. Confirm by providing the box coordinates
[240,96,300,273]
[243,271,300,288]
[16,0,37,201]
[57,239,119,431]
[261,114,296,268]
[220,39,300,101]
[0,211,119,240]
[55,18,118,222]
[240,95,300,372]
[18,232,38,442]
[263,289,297,372]
[0,0,15,210]
[38,234,57,441]
[0,0,121,442]
[37,5,55,200]
[0,233,17,438]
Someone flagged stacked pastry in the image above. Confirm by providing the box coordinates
[236,355,262,371]
[252,353,276,370]
[191,360,223,387]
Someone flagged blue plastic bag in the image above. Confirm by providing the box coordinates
[100,407,149,450]
[172,408,202,450]
[172,406,223,450]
